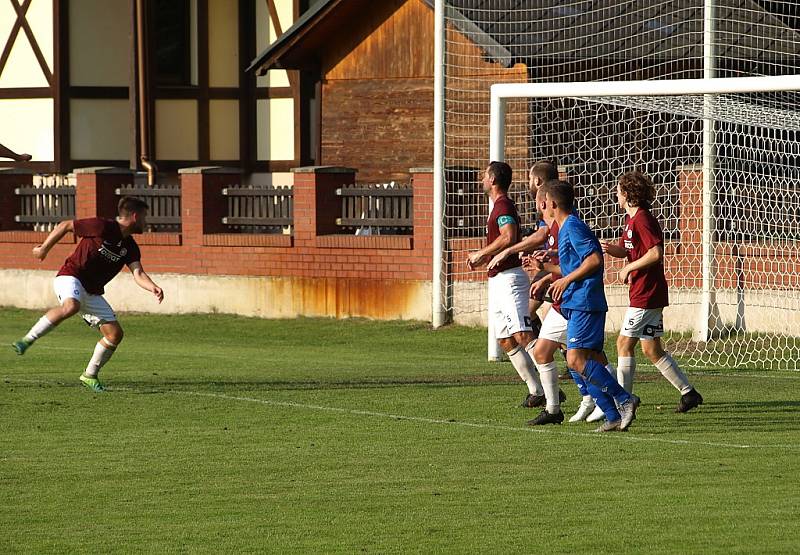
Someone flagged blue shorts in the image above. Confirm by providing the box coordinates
[562,308,606,352]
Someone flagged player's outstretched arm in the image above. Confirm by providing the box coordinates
[129,261,164,303]
[33,219,74,261]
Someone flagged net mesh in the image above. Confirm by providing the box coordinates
[441,1,800,369]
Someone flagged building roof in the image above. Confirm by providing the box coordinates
[247,0,800,74]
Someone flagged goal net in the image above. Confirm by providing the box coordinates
[437,1,800,370]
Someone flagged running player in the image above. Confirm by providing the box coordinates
[11,197,164,391]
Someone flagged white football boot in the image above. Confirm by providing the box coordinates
[568,397,596,422]
[585,405,606,423]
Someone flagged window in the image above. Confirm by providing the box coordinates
[155,0,192,86]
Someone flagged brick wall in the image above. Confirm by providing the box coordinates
[0,166,434,319]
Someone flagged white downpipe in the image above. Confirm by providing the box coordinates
[696,0,719,342]
[487,95,506,361]
[432,0,446,328]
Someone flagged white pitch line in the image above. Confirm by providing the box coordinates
[173,390,800,451]
[4,377,799,451]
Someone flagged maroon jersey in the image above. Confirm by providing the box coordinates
[545,219,563,312]
[619,208,669,308]
[57,218,141,295]
[487,194,521,278]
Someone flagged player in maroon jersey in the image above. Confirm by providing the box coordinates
[11,197,164,392]
[602,171,703,413]
[466,162,564,415]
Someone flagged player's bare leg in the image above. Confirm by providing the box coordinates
[80,321,123,392]
[641,337,703,413]
[12,299,80,355]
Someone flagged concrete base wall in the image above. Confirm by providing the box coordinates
[453,282,799,336]
[1,269,433,321]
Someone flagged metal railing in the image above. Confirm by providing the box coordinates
[221,185,294,234]
[14,185,76,231]
[336,183,413,235]
[115,185,181,232]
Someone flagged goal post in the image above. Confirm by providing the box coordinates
[487,75,800,368]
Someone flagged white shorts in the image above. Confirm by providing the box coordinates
[538,306,567,345]
[54,276,116,328]
[619,307,664,340]
[489,267,533,339]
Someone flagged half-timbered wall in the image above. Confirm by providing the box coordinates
[0,0,55,167]
[254,0,296,178]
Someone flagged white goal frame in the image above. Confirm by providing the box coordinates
[487,74,800,361]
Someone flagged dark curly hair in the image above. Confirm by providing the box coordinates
[618,171,655,209]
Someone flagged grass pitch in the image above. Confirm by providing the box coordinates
[1,308,798,553]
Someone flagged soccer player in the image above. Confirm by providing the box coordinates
[602,171,703,413]
[466,162,561,414]
[488,160,558,328]
[526,184,618,425]
[541,179,640,431]
[11,197,164,392]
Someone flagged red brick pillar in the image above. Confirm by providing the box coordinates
[291,166,356,246]
[74,167,136,219]
[0,169,33,231]
[179,166,243,247]
[677,164,704,288]
[411,168,433,279]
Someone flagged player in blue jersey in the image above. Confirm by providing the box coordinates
[541,179,640,431]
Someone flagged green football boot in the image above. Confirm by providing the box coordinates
[11,339,31,355]
[79,374,106,392]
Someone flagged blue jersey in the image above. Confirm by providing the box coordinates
[557,214,607,312]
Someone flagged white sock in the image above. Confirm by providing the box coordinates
[24,316,55,343]
[655,353,693,394]
[617,356,635,393]
[507,343,543,396]
[84,340,117,378]
[534,360,561,413]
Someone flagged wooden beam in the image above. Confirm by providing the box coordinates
[53,0,69,173]
[13,0,53,85]
[0,0,29,78]
[264,0,297,90]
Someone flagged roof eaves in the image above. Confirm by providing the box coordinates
[245,0,337,74]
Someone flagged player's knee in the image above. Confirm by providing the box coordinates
[566,351,586,373]
[641,340,663,361]
[105,326,124,345]
[497,337,515,352]
[533,341,552,364]
[60,299,80,318]
[616,334,635,357]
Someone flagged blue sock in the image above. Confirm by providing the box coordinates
[569,370,589,397]
[584,359,631,405]
[583,360,631,421]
